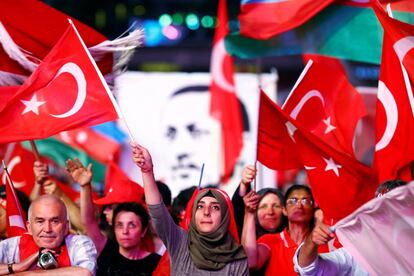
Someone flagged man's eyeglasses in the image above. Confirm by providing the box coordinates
[286,198,313,206]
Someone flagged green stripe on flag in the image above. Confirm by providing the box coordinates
[23,138,106,183]
[226,4,414,64]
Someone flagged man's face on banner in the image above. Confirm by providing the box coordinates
[161,90,221,197]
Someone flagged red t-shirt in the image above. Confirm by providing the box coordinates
[257,228,328,276]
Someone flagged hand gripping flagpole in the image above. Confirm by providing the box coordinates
[68,18,137,144]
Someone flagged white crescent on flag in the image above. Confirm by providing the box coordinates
[49,62,87,118]
[375,81,398,151]
[288,89,325,119]
[393,37,414,117]
[1,156,25,188]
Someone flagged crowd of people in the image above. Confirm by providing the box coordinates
[0,143,409,275]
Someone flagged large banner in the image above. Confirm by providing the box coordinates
[116,72,277,197]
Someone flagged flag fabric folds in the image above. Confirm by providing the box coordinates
[1,143,36,196]
[227,3,414,64]
[373,2,414,182]
[257,91,302,170]
[0,23,120,144]
[282,57,366,157]
[258,91,377,221]
[55,127,121,164]
[335,183,414,275]
[0,0,109,78]
[239,0,334,40]
[209,0,243,182]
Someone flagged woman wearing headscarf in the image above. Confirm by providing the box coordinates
[131,143,248,275]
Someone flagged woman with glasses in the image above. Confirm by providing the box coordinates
[242,184,328,276]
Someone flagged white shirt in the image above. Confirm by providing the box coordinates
[293,243,369,276]
[0,234,97,275]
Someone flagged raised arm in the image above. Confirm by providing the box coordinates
[66,159,106,254]
[241,190,270,269]
[297,221,334,267]
[30,161,49,201]
[130,143,161,205]
[239,165,256,197]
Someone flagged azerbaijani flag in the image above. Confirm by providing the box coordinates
[239,0,334,40]
[228,2,414,64]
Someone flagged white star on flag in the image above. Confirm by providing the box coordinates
[323,117,336,134]
[323,157,342,176]
[21,94,45,115]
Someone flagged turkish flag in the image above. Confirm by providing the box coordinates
[1,143,36,196]
[260,91,377,222]
[0,86,19,112]
[4,168,27,237]
[0,23,119,144]
[373,2,414,182]
[0,0,110,77]
[55,127,121,164]
[209,0,243,182]
[257,90,302,170]
[283,56,366,157]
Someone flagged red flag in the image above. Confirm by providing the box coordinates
[373,2,414,182]
[239,0,334,40]
[260,91,377,222]
[1,143,36,196]
[0,0,110,77]
[257,91,302,170]
[283,57,366,157]
[4,167,27,237]
[0,23,119,144]
[210,0,243,182]
[95,162,144,205]
[55,127,121,164]
[0,86,19,112]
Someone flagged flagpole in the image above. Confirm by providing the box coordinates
[198,163,205,191]
[68,19,137,144]
[29,140,41,161]
[2,160,25,217]
[282,59,313,109]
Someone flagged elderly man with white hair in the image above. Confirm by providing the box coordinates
[0,194,97,275]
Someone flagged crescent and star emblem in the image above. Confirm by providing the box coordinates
[20,62,87,118]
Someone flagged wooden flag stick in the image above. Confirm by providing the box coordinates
[253,160,258,192]
[29,140,41,161]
